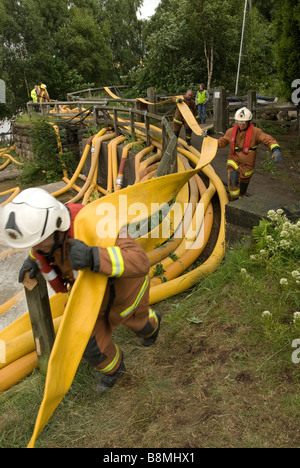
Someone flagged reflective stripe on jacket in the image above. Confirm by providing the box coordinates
[218,125,280,179]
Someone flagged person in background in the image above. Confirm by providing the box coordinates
[217,107,282,200]
[172,89,199,146]
[30,85,39,112]
[196,83,209,124]
[37,82,50,109]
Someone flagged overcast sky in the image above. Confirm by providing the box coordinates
[137,0,161,19]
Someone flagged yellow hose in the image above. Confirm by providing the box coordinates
[0,291,24,317]
[51,128,110,198]
[26,153,212,447]
[107,135,126,193]
[0,351,38,393]
[0,187,21,206]
[0,103,229,447]
[0,317,62,371]
[0,159,10,170]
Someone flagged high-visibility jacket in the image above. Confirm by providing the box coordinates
[218,124,280,180]
[31,88,38,103]
[196,90,209,105]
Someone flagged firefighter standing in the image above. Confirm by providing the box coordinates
[217,107,282,200]
[1,188,161,393]
[37,82,50,104]
[172,89,199,145]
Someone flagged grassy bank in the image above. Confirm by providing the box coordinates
[0,210,300,448]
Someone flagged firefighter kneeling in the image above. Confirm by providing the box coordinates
[217,107,283,200]
[1,188,161,393]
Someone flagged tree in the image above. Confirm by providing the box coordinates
[125,0,243,94]
[56,4,113,85]
[239,6,276,92]
[274,0,300,100]
[100,0,144,79]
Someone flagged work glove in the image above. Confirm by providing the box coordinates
[272,147,282,164]
[202,132,208,138]
[68,239,98,271]
[176,98,184,103]
[18,256,39,283]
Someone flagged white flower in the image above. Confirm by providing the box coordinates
[280,278,288,285]
[293,312,300,323]
[259,249,267,255]
[279,239,291,248]
[267,210,276,219]
[262,311,272,317]
[276,209,284,215]
[292,270,300,279]
[240,268,247,274]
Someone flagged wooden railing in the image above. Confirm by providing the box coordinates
[26,99,178,176]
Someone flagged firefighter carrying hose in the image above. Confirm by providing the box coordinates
[1,188,161,393]
[217,107,282,200]
[172,89,199,145]
[37,82,50,103]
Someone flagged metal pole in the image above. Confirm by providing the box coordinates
[235,0,248,96]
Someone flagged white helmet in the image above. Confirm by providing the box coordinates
[235,107,252,122]
[1,188,70,249]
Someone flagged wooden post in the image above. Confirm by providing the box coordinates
[22,271,55,375]
[113,108,119,136]
[144,112,151,147]
[135,100,142,122]
[93,107,98,128]
[213,86,227,133]
[147,87,157,115]
[129,109,135,139]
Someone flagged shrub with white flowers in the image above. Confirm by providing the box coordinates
[252,209,300,260]
[248,210,300,345]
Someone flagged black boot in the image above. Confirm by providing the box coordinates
[141,311,162,347]
[96,358,126,393]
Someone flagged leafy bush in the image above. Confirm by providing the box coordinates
[19,119,77,185]
[249,209,300,349]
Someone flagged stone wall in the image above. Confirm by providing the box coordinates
[12,122,82,161]
[12,123,33,159]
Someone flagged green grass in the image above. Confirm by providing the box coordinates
[1,212,300,448]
